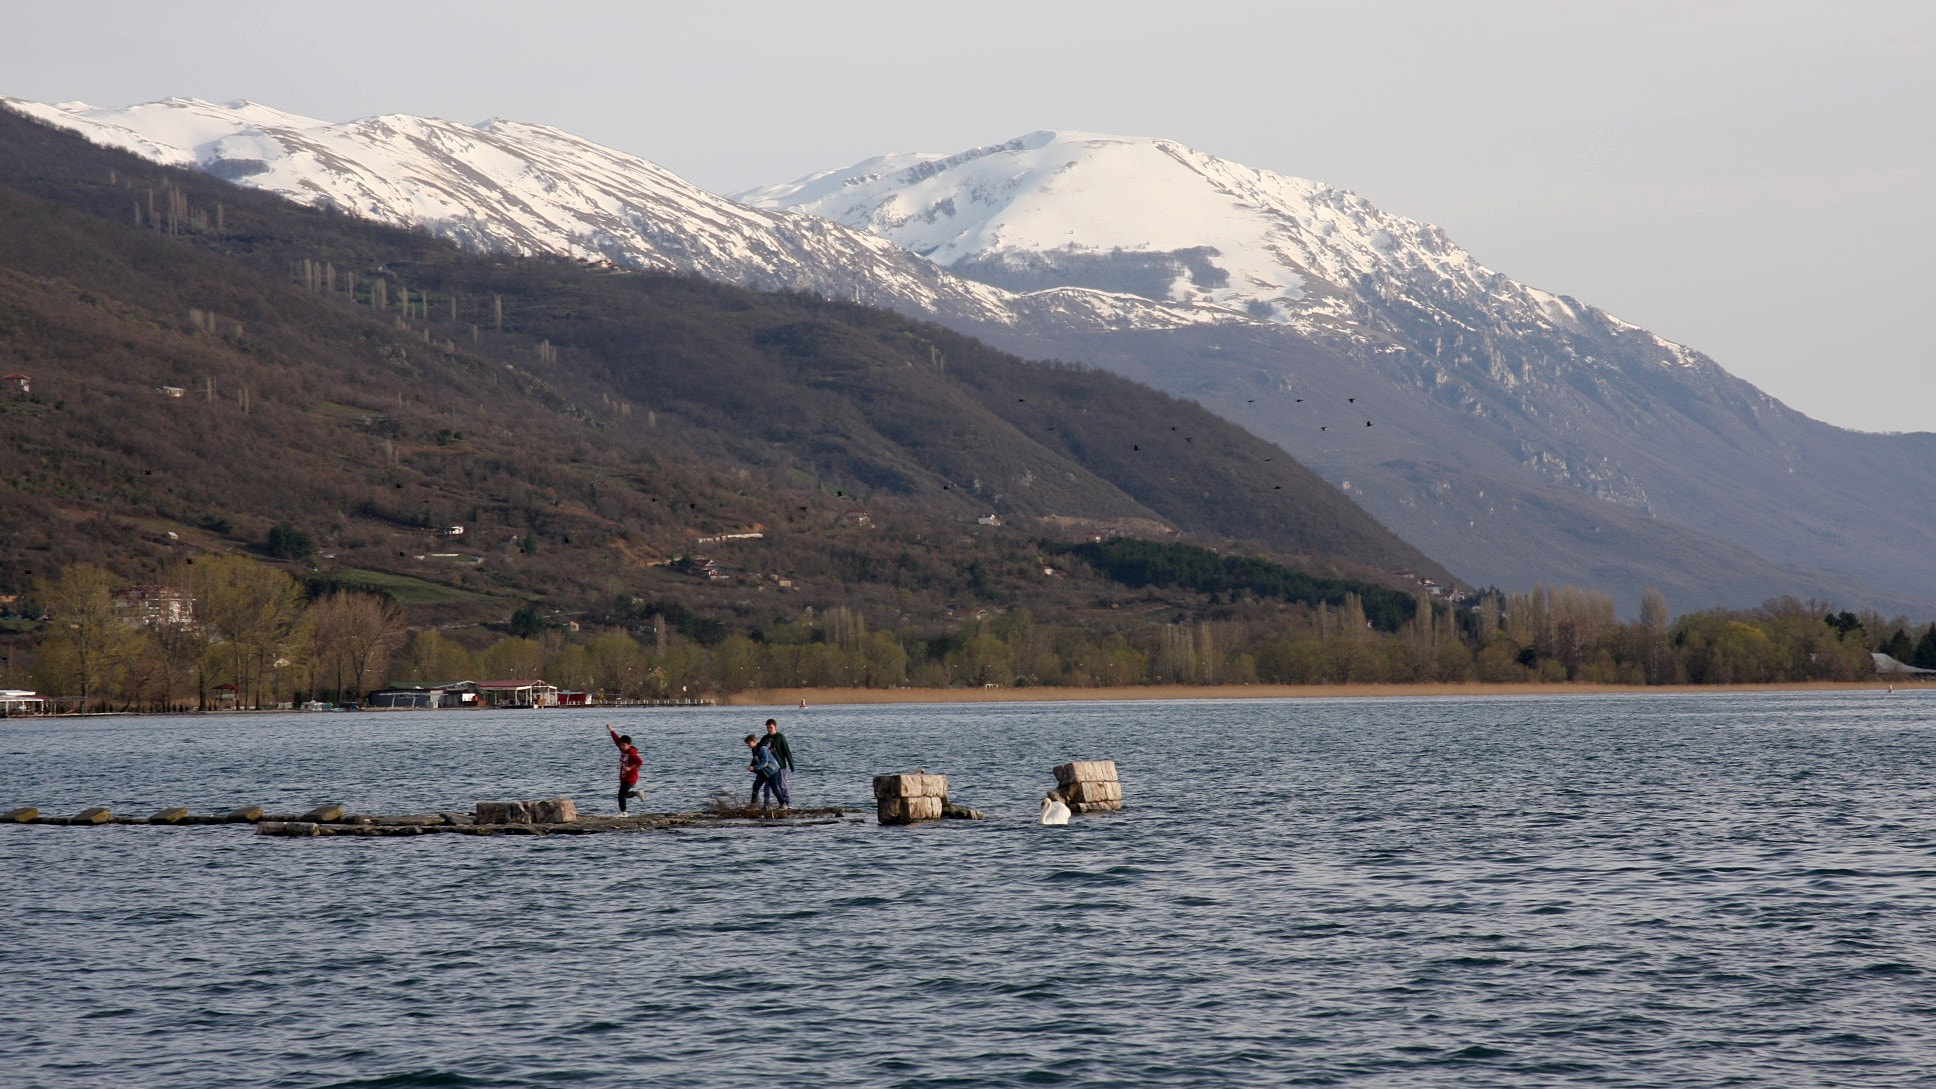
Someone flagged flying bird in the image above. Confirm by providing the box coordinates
[1320,426,1328,431]
[1365,421,1373,427]
[1348,397,1356,403]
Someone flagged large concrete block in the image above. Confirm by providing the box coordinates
[148,807,191,824]
[72,806,112,824]
[530,798,578,824]
[225,806,265,822]
[1,807,38,823]
[474,801,533,824]
[300,804,347,823]
[257,821,321,836]
[1061,780,1122,804]
[876,795,944,825]
[1053,760,1118,787]
[872,773,948,799]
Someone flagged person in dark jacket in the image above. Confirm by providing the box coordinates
[757,717,793,808]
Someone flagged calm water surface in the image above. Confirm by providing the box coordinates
[5,691,1936,1088]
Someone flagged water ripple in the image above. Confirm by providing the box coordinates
[7,692,1936,1086]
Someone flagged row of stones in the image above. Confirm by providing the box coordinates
[3,803,334,826]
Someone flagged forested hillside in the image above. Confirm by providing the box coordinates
[0,106,1459,692]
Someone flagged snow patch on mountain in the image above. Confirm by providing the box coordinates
[4,97,1224,335]
[741,129,1616,342]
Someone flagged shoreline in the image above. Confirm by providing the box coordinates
[724,680,1916,708]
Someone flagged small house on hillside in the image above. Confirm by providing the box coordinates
[4,374,28,393]
[114,584,195,629]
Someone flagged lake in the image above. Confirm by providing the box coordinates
[4,690,1936,1087]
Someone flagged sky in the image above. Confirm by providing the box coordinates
[7,0,1931,433]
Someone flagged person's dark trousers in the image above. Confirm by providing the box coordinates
[768,769,791,807]
[749,773,770,806]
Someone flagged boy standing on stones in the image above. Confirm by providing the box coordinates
[745,733,780,810]
[758,718,794,808]
[608,726,643,815]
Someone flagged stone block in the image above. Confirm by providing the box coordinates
[73,806,113,824]
[1068,800,1124,815]
[257,821,321,836]
[876,795,944,825]
[148,806,191,824]
[474,801,532,824]
[226,806,265,822]
[872,773,949,799]
[1053,760,1118,787]
[1061,780,1122,804]
[941,802,985,820]
[529,798,578,824]
[373,815,446,827]
[300,803,347,823]
[1,807,38,823]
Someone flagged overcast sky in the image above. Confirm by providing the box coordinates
[8,0,1930,432]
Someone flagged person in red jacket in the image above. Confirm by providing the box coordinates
[608,725,643,814]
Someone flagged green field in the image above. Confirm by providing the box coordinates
[330,568,496,607]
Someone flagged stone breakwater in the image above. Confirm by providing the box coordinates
[1,801,852,837]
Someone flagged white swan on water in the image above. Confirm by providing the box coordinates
[1040,793,1071,826]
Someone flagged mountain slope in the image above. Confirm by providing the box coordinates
[0,105,1450,621]
[25,98,1933,613]
[748,131,1936,614]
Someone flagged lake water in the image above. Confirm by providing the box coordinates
[4,690,1936,1088]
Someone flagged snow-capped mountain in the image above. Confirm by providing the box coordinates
[746,131,1936,614]
[745,132,1535,329]
[11,96,1934,612]
[1,98,1215,334]
[742,129,1706,383]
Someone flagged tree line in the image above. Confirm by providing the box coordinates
[7,554,1913,711]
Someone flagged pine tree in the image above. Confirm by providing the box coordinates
[1914,624,1936,670]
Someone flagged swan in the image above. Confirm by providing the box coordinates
[1040,792,1071,826]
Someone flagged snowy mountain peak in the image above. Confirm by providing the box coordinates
[742,128,1573,333]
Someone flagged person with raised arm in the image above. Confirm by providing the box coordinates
[607,725,643,815]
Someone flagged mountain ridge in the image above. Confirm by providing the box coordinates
[0,105,1450,629]
[17,96,1932,614]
